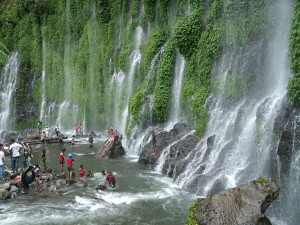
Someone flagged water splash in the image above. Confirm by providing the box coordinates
[0,52,19,131]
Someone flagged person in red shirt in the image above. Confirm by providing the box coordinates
[67,153,74,180]
[78,164,85,178]
[59,149,66,174]
[104,171,116,188]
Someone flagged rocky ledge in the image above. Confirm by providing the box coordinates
[96,140,125,158]
[0,169,90,200]
[187,177,278,225]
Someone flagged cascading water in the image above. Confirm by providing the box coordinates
[111,70,125,129]
[0,52,19,131]
[64,0,73,102]
[55,100,79,133]
[119,26,143,134]
[39,40,47,124]
[169,52,185,123]
[161,1,294,222]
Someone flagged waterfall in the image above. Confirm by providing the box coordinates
[0,52,19,131]
[111,70,125,129]
[64,0,73,101]
[174,0,292,199]
[169,52,185,123]
[55,100,79,133]
[119,26,143,134]
[39,40,47,124]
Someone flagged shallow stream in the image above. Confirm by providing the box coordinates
[0,140,196,225]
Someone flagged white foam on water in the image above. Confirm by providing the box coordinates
[72,196,107,211]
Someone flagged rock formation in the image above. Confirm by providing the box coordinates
[97,140,125,158]
[187,177,278,225]
[138,123,195,168]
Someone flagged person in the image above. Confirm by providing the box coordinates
[55,125,60,136]
[104,171,116,188]
[9,139,23,173]
[151,131,157,155]
[78,164,85,178]
[67,153,74,180]
[105,128,115,147]
[119,134,123,142]
[34,164,40,191]
[101,170,107,176]
[79,123,83,135]
[59,148,66,174]
[0,143,5,180]
[41,148,46,172]
[41,131,46,145]
[86,170,94,178]
[88,135,93,148]
[114,131,119,142]
[58,132,64,146]
[45,126,49,138]
[75,124,79,135]
[71,135,75,146]
[37,121,43,135]
[23,145,33,168]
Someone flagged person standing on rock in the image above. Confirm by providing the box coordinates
[9,139,23,173]
[37,121,43,135]
[67,153,74,180]
[151,131,157,155]
[42,148,46,172]
[0,143,6,180]
[59,148,66,174]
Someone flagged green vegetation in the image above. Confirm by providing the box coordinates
[0,0,283,135]
[186,198,201,225]
[288,0,300,105]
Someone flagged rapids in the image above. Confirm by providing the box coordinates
[0,141,196,225]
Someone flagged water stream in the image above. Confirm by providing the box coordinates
[0,143,196,225]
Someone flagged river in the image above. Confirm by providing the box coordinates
[0,139,196,225]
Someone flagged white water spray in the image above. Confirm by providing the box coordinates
[119,26,143,134]
[0,52,19,131]
[39,40,47,124]
[169,52,185,122]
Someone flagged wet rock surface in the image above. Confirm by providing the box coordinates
[97,140,125,158]
[137,123,195,168]
[191,177,278,225]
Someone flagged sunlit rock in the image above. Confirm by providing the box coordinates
[187,177,278,225]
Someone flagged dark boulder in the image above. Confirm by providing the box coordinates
[97,140,126,158]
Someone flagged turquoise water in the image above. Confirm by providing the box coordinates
[0,141,196,225]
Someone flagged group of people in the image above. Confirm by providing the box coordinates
[104,128,123,147]
[75,123,84,135]
[0,139,46,191]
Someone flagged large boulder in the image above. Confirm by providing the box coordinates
[0,189,9,200]
[138,123,194,167]
[187,177,278,225]
[97,140,125,158]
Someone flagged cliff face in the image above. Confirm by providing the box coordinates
[0,0,273,135]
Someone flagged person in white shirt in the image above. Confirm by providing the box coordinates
[0,143,5,180]
[9,139,23,173]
